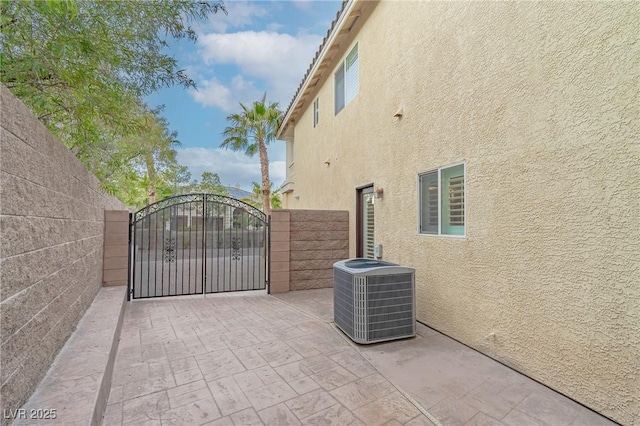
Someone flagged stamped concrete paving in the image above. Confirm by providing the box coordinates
[106,289,616,426]
[104,291,434,425]
[275,289,618,426]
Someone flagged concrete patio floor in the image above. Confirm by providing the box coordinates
[104,289,616,425]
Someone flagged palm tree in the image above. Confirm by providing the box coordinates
[222,94,283,216]
[270,187,282,210]
[243,181,281,210]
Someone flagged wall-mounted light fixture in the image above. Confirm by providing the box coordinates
[324,158,331,166]
[393,108,403,118]
[374,187,384,199]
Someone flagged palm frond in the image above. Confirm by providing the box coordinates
[220,94,284,213]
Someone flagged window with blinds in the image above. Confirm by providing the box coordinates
[345,44,359,104]
[448,175,464,227]
[419,163,466,236]
[313,98,319,127]
[334,63,345,115]
[363,193,375,258]
[334,43,359,115]
[419,172,438,234]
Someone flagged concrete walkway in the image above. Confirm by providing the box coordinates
[276,289,617,426]
[104,289,616,425]
[104,291,433,425]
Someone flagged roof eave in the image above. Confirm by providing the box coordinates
[276,0,359,139]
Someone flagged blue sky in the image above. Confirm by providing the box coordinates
[145,0,341,190]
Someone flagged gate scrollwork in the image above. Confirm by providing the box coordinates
[231,237,242,261]
[130,192,268,299]
[164,237,176,263]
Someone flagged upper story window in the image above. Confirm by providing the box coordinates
[419,162,466,236]
[334,43,359,115]
[285,139,295,182]
[313,98,319,127]
[286,140,294,168]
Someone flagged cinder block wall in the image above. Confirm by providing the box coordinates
[0,85,126,418]
[270,209,349,293]
[289,210,349,290]
[103,210,130,287]
[270,210,291,293]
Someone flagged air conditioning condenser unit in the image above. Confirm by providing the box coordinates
[333,258,415,344]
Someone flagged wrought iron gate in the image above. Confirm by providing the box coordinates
[128,194,269,300]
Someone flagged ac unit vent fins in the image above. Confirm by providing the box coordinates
[333,259,415,344]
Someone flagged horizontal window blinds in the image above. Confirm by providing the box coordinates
[419,172,438,234]
[419,164,465,236]
[364,193,375,258]
[334,63,345,114]
[345,44,359,104]
[448,175,464,227]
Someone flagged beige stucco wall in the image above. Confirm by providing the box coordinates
[282,2,639,423]
[0,84,126,420]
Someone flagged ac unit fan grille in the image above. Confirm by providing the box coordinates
[334,268,354,338]
[366,273,414,342]
[333,261,415,344]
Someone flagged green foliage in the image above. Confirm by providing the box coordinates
[109,163,188,210]
[222,94,283,215]
[270,188,282,210]
[111,106,213,209]
[164,164,192,195]
[192,171,228,195]
[110,170,151,209]
[222,93,283,156]
[242,181,281,211]
[1,0,224,110]
[0,0,224,204]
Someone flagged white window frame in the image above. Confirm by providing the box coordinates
[313,98,319,127]
[334,43,358,115]
[418,161,466,238]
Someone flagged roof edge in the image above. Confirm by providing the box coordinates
[276,0,356,139]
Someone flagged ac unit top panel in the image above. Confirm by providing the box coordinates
[333,258,415,276]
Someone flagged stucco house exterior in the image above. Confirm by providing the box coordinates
[276,1,639,424]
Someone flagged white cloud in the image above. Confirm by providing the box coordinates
[190,75,261,112]
[292,0,314,11]
[178,147,286,190]
[265,22,284,32]
[205,2,269,33]
[197,30,322,105]
[189,78,232,110]
[269,160,286,187]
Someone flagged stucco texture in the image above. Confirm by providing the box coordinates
[282,2,639,424]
